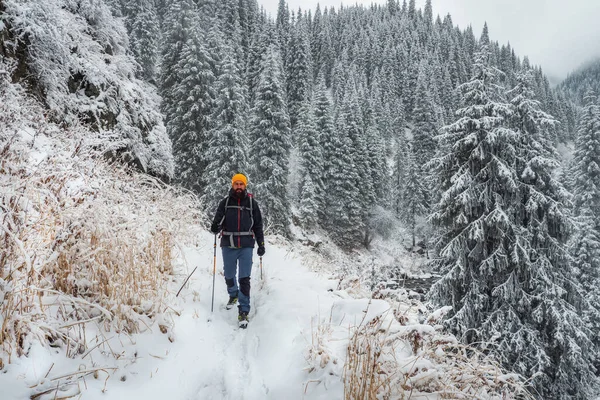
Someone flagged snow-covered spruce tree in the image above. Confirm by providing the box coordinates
[314,76,336,222]
[400,36,421,117]
[299,173,319,231]
[411,59,437,202]
[361,121,388,248]
[343,81,374,231]
[428,53,449,126]
[368,71,388,142]
[571,88,600,362]
[246,22,273,107]
[127,0,160,82]
[331,55,349,109]
[325,85,364,248]
[313,12,335,88]
[217,0,244,66]
[160,0,214,194]
[237,0,261,63]
[392,131,409,215]
[275,0,290,61]
[296,98,323,228]
[365,123,387,206]
[201,48,249,212]
[429,43,596,399]
[249,44,291,236]
[402,147,428,249]
[286,15,312,130]
[509,63,597,399]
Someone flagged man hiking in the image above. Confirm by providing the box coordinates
[210,173,265,328]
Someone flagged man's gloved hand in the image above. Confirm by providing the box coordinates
[257,245,265,257]
[210,223,220,234]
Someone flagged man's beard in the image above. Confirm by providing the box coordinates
[234,189,244,198]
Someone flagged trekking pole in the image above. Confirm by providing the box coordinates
[260,256,263,280]
[210,234,217,315]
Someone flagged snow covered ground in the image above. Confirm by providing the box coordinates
[1,230,529,400]
[1,233,355,399]
[0,107,527,400]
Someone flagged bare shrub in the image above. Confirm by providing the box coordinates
[0,125,199,368]
[342,303,533,400]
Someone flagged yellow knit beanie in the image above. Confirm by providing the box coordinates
[231,173,247,187]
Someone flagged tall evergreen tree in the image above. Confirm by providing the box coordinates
[412,59,437,173]
[429,43,596,399]
[509,63,597,400]
[286,17,312,130]
[161,0,215,194]
[275,0,290,68]
[246,23,276,107]
[362,122,388,247]
[423,0,433,28]
[343,78,375,247]
[249,45,291,235]
[219,0,244,64]
[296,98,324,227]
[402,147,428,248]
[298,173,319,230]
[314,76,336,223]
[128,0,160,82]
[326,90,363,248]
[202,49,249,210]
[392,131,410,215]
[571,88,600,361]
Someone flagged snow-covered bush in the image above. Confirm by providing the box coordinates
[0,0,173,179]
[303,290,532,399]
[0,72,198,370]
[341,302,533,400]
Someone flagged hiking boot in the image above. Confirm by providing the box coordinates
[226,296,238,310]
[238,311,249,329]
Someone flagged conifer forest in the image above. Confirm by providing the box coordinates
[2,0,600,398]
[109,0,600,397]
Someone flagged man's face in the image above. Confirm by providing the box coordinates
[233,181,246,195]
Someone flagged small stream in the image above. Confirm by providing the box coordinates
[385,275,440,298]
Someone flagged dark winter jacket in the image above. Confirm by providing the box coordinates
[212,188,264,248]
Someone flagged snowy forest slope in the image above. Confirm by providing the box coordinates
[0,69,528,398]
[0,0,173,179]
[560,58,600,104]
[3,0,600,399]
[133,0,599,397]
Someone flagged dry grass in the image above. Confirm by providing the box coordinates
[0,129,199,374]
[341,302,534,400]
[343,312,396,400]
[305,311,336,375]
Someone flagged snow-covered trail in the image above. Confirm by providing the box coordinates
[86,235,340,400]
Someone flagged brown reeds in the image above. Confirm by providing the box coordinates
[341,302,533,400]
[1,132,199,373]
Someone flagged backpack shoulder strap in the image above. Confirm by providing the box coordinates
[219,196,229,226]
[248,194,254,232]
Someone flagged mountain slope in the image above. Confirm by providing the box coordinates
[0,0,173,179]
[560,58,600,104]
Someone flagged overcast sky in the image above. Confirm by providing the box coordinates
[258,0,600,81]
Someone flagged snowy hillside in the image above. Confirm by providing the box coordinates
[0,116,528,398]
[2,232,528,400]
[6,0,600,397]
[560,58,600,104]
[0,0,173,179]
